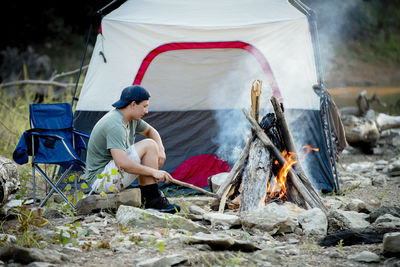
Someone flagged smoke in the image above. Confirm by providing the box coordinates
[301,0,361,86]
[209,53,273,165]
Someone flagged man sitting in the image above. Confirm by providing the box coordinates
[85,85,180,213]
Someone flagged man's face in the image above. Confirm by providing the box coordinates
[131,100,149,120]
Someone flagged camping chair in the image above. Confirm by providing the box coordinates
[13,103,90,209]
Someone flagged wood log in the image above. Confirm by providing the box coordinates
[341,115,380,146]
[76,188,141,215]
[239,138,272,212]
[270,96,307,176]
[216,135,255,198]
[0,156,20,207]
[270,97,323,202]
[242,109,328,213]
[375,113,400,131]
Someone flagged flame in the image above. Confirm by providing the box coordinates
[266,145,319,201]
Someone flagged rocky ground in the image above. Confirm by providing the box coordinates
[0,60,399,266]
[0,129,399,266]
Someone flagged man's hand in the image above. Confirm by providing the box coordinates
[153,169,172,183]
[158,149,166,168]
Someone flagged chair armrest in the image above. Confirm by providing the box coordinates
[30,132,79,161]
[72,130,90,139]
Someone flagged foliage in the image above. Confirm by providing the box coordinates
[9,205,48,248]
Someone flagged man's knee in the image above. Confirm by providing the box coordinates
[135,138,159,157]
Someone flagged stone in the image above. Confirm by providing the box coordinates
[0,246,67,264]
[136,254,189,267]
[344,198,373,213]
[116,205,210,234]
[202,212,240,229]
[240,202,289,235]
[373,214,400,229]
[369,206,400,223]
[327,209,370,233]
[298,208,327,236]
[383,232,400,256]
[347,251,380,263]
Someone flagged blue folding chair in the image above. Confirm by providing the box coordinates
[13,103,90,209]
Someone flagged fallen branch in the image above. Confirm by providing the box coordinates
[0,80,82,89]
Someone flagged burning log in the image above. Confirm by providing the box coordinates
[242,109,328,213]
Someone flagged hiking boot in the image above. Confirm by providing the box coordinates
[140,183,180,214]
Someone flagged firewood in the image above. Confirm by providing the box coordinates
[270,96,318,196]
[239,138,272,212]
[242,108,328,213]
[216,135,255,198]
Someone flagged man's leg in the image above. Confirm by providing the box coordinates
[134,139,180,213]
[134,139,159,185]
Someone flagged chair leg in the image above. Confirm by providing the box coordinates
[40,165,74,208]
[34,165,76,209]
[32,165,36,208]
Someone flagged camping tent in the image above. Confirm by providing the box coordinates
[74,0,337,192]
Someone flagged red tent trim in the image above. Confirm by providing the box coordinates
[132,41,283,103]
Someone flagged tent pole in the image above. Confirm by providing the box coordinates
[289,0,340,193]
[71,23,93,106]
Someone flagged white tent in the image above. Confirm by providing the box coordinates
[75,0,337,192]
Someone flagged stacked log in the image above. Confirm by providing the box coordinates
[217,82,327,214]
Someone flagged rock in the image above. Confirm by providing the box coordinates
[202,212,240,229]
[116,205,210,234]
[347,251,380,263]
[185,232,259,252]
[327,209,370,233]
[383,232,400,256]
[369,206,400,223]
[372,175,387,187]
[344,198,373,213]
[188,205,207,216]
[0,246,67,264]
[0,234,17,245]
[240,202,290,235]
[168,196,215,208]
[252,248,282,265]
[136,254,189,267]
[373,214,400,228]
[298,208,327,236]
[27,262,57,267]
[384,257,400,267]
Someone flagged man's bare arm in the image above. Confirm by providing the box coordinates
[110,148,172,182]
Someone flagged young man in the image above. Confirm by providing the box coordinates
[85,85,180,213]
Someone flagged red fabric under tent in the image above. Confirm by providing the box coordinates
[171,154,231,188]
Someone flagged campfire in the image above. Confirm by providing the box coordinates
[215,80,327,214]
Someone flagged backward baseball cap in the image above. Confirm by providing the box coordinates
[112,85,151,108]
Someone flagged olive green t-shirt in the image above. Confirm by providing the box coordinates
[85,109,148,185]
